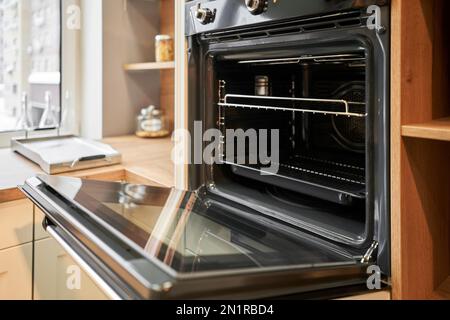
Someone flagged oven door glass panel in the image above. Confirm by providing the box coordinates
[24,175,369,299]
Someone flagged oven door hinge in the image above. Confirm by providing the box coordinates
[361,241,379,264]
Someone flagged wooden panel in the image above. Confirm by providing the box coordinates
[0,200,33,250]
[391,0,450,300]
[160,0,175,131]
[398,0,449,126]
[34,238,109,300]
[0,188,27,206]
[68,167,126,183]
[0,244,32,300]
[124,61,175,71]
[125,169,164,187]
[390,0,403,300]
[402,118,450,141]
[400,139,450,299]
[34,207,49,241]
[102,136,174,188]
[338,291,391,300]
[161,69,175,131]
[437,277,450,299]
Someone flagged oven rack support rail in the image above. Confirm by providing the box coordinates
[218,94,367,118]
[237,53,366,66]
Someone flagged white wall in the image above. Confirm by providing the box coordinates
[102,0,160,137]
[174,0,186,189]
[80,0,161,139]
[80,0,103,139]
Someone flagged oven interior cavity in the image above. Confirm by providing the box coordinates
[210,51,370,245]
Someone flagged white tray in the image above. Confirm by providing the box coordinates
[12,135,122,174]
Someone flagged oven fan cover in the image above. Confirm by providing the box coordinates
[331,82,366,153]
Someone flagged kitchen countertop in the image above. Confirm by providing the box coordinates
[0,136,174,203]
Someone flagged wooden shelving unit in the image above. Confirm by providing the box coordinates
[102,0,179,136]
[402,118,450,141]
[121,0,176,131]
[392,0,450,300]
[124,61,175,72]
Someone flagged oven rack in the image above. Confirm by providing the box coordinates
[218,94,367,118]
[225,156,366,205]
[293,155,365,173]
[225,159,365,186]
[276,162,365,186]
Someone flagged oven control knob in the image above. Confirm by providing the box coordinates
[245,0,268,15]
[195,3,216,25]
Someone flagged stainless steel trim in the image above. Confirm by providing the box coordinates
[46,225,122,300]
[361,241,379,263]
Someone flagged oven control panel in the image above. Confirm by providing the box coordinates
[194,3,216,25]
[245,0,268,15]
[186,0,389,36]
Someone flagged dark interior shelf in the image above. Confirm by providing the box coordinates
[226,154,366,206]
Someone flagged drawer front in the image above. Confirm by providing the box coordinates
[0,243,32,300]
[34,238,109,300]
[0,200,33,249]
[34,207,49,241]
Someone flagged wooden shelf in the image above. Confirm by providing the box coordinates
[392,0,450,300]
[124,61,175,72]
[436,277,450,299]
[402,117,450,141]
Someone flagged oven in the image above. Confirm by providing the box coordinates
[21,0,390,300]
[187,0,390,270]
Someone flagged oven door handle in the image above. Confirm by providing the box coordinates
[46,225,122,301]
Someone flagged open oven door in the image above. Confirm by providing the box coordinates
[21,175,375,300]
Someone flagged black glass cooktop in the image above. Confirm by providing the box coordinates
[35,175,356,274]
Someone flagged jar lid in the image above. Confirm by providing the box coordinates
[155,34,172,41]
[145,105,163,116]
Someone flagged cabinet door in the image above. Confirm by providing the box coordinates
[0,244,32,300]
[0,200,33,249]
[34,238,109,300]
[34,207,49,241]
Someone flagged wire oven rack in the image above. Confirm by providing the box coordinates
[225,155,366,205]
[218,94,367,118]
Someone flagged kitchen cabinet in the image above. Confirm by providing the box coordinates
[34,237,109,300]
[0,244,32,300]
[0,200,33,249]
[0,199,33,300]
[121,0,177,132]
[391,0,450,299]
[34,207,49,241]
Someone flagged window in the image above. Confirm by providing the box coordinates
[0,0,78,147]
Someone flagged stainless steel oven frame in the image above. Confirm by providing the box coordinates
[186,2,391,275]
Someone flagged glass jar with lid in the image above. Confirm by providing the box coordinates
[136,105,170,138]
[155,35,174,62]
